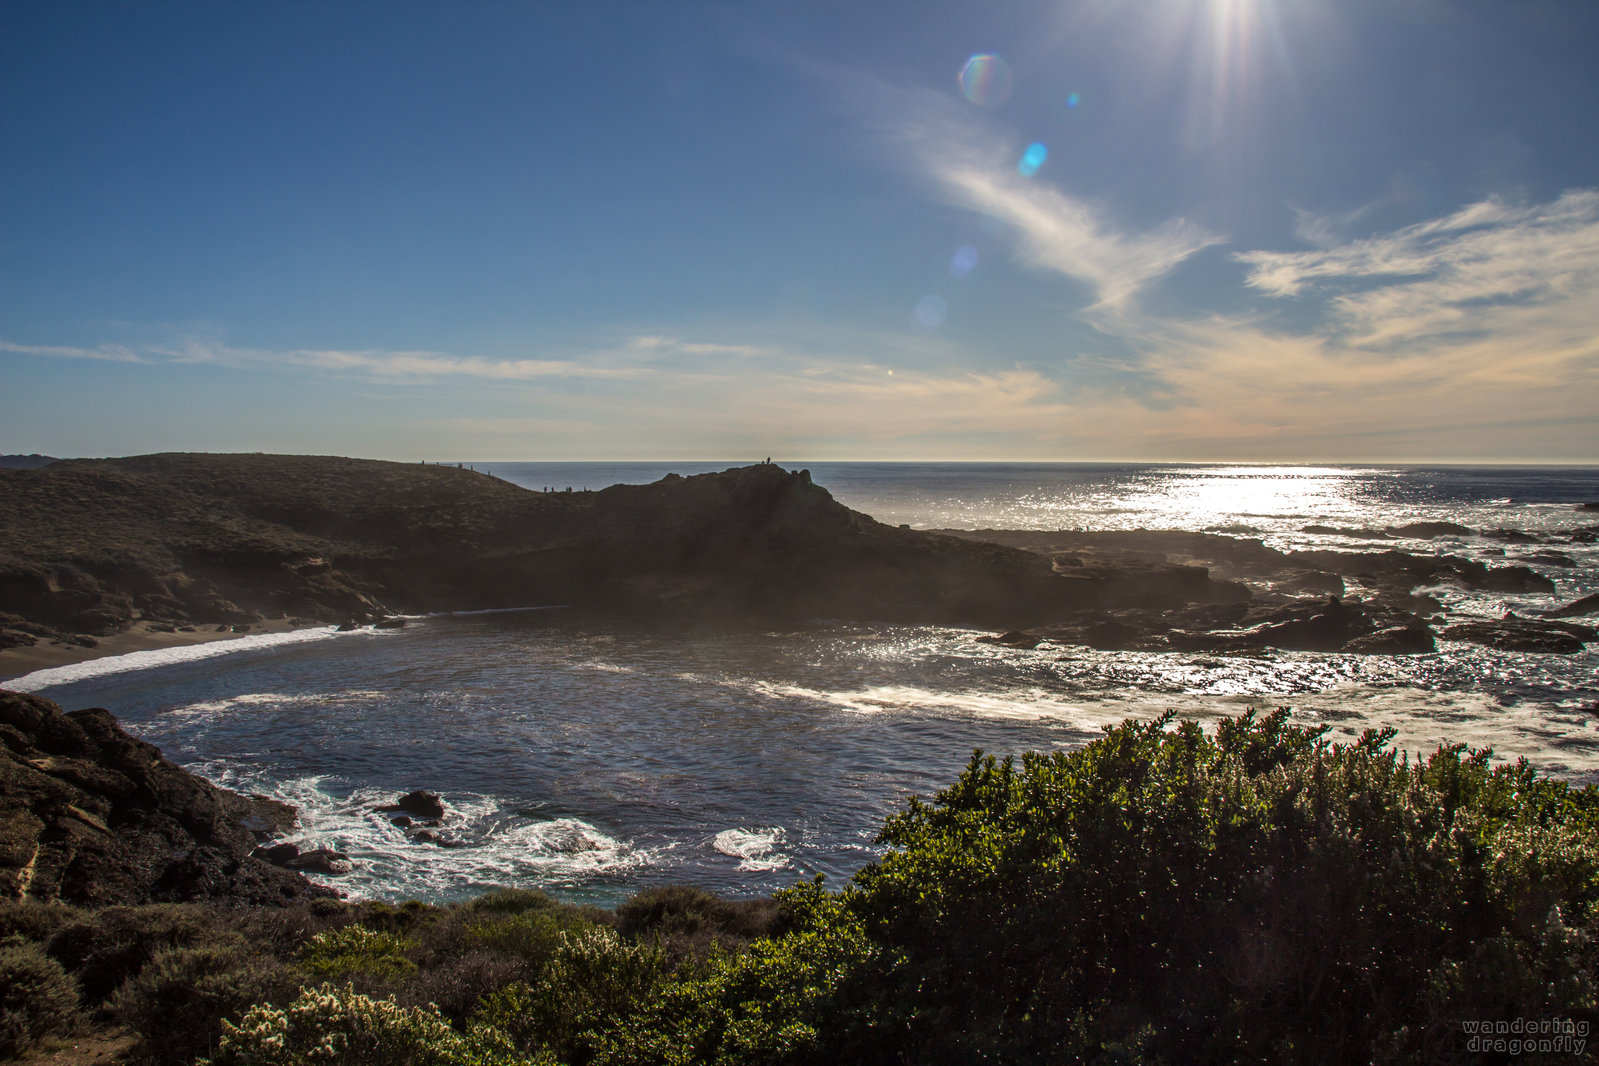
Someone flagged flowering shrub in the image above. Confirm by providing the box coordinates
[204,982,543,1066]
[298,925,418,983]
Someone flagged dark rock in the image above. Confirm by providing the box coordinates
[336,620,362,631]
[253,842,300,864]
[372,616,407,629]
[1344,625,1437,655]
[0,689,331,906]
[978,630,1044,649]
[1303,525,1390,539]
[411,829,458,847]
[390,816,413,828]
[1388,522,1474,539]
[378,789,446,819]
[1578,502,1599,511]
[1442,620,1595,654]
[1542,592,1599,619]
[283,848,352,875]
[1532,551,1582,574]
[1243,598,1375,652]
[1482,529,1541,544]
[1271,570,1345,597]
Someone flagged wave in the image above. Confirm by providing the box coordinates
[711,827,789,871]
[192,762,659,901]
[2,626,365,691]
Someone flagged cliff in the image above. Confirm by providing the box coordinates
[0,455,1075,640]
[0,688,329,905]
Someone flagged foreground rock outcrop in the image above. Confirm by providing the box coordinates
[0,688,332,905]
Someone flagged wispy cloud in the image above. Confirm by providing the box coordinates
[3,332,782,383]
[861,78,1221,308]
[1237,191,1599,345]
[0,340,146,363]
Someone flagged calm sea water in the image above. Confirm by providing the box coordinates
[8,464,1599,905]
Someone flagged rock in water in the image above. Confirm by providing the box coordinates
[378,790,446,819]
[0,689,331,906]
[1541,592,1599,619]
[1442,619,1595,654]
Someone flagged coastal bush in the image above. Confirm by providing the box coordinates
[591,710,1599,1065]
[476,925,666,1064]
[399,949,532,1024]
[615,885,788,958]
[106,942,303,1065]
[461,888,564,917]
[0,937,82,1058]
[0,898,83,944]
[203,983,543,1066]
[46,903,244,1006]
[298,925,419,984]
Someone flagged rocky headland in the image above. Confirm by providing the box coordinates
[0,454,1594,662]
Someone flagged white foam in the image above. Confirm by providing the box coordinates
[191,763,658,900]
[711,827,789,871]
[1,626,360,691]
[158,689,389,723]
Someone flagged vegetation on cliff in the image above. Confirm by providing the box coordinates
[4,706,1596,1064]
[0,455,1060,646]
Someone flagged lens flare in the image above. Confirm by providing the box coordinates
[958,54,1013,107]
[1017,142,1048,177]
[948,245,979,279]
[1066,92,1081,109]
[914,295,948,329]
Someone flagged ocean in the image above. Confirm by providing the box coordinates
[7,463,1598,906]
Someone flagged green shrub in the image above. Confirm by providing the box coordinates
[461,888,561,917]
[299,925,418,983]
[616,885,787,951]
[399,949,532,1024]
[203,982,544,1066]
[476,925,665,1063]
[0,899,83,945]
[465,909,575,970]
[593,710,1599,1066]
[47,903,243,1006]
[358,899,442,936]
[0,937,82,1059]
[106,942,304,1065]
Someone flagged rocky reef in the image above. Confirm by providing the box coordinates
[0,688,332,906]
[946,527,1595,656]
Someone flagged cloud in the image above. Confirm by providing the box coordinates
[0,340,146,363]
[1237,191,1599,352]
[3,332,785,383]
[1096,189,1599,457]
[861,79,1221,308]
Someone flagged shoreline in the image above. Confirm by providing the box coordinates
[0,618,320,685]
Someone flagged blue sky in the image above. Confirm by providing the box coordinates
[3,0,1597,461]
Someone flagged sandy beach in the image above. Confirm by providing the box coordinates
[0,618,317,684]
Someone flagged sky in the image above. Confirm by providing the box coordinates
[3,0,1598,463]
